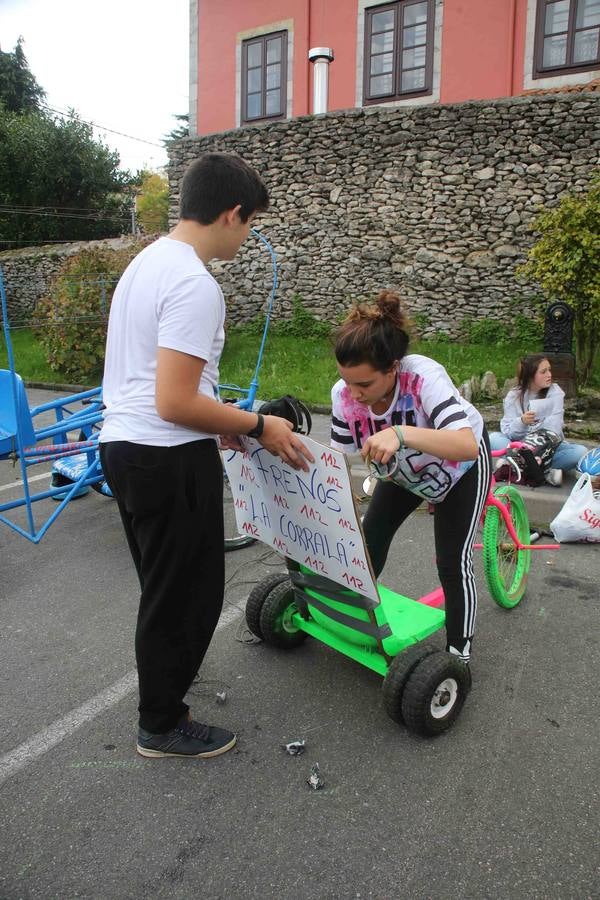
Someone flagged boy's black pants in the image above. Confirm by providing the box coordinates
[362,433,491,653]
[100,439,224,734]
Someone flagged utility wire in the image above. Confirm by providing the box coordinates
[0,204,135,213]
[42,103,164,148]
[0,207,128,225]
[0,238,127,244]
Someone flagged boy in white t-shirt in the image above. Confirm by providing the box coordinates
[100,153,313,760]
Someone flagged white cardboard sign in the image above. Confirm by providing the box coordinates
[222,436,379,602]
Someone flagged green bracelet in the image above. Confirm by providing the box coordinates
[392,425,404,449]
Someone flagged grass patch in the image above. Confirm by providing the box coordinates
[0,327,66,384]
[3,325,599,404]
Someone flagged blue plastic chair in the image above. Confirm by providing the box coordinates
[0,369,35,458]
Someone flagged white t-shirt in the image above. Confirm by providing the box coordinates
[330,354,483,503]
[100,237,225,446]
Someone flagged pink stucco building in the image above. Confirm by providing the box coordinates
[189,0,600,135]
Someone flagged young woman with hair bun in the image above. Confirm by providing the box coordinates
[330,290,491,666]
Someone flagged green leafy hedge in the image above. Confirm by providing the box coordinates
[33,244,147,382]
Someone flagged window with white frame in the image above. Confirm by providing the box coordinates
[534,0,600,77]
[363,0,435,103]
[241,31,288,123]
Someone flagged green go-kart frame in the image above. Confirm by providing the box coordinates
[244,475,558,737]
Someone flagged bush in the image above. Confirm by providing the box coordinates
[275,295,332,339]
[459,312,543,348]
[461,318,508,345]
[34,243,147,382]
[519,173,600,385]
[229,295,333,342]
[512,312,542,347]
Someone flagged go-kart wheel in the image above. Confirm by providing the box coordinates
[401,651,471,736]
[382,645,437,725]
[259,580,307,649]
[245,573,291,639]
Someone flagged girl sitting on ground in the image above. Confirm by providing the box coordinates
[489,354,587,486]
[330,290,491,667]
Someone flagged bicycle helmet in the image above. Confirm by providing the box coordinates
[576,447,600,478]
[257,394,312,435]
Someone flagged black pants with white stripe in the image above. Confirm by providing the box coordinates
[362,432,491,656]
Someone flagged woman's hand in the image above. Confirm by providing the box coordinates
[361,428,400,464]
[521,411,537,426]
[362,424,478,463]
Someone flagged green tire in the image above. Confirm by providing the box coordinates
[483,485,531,608]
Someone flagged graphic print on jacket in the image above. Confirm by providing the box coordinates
[330,355,484,503]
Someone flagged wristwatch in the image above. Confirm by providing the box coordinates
[246,413,265,438]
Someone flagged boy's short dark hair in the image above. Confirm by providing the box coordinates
[179,153,269,224]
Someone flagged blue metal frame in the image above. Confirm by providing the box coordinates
[217,227,278,410]
[0,272,105,543]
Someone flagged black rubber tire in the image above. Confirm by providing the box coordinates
[224,533,257,552]
[382,645,437,724]
[401,651,471,737]
[245,573,291,639]
[259,580,307,649]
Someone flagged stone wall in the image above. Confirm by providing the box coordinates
[168,93,599,335]
[0,235,153,325]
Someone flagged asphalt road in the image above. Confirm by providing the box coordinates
[0,395,598,899]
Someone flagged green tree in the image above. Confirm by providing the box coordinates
[519,175,600,386]
[0,108,134,249]
[136,171,169,233]
[163,113,189,143]
[0,38,45,114]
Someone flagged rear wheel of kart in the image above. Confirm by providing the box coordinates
[245,573,291,640]
[401,651,471,737]
[382,645,437,725]
[222,462,256,551]
[259,581,307,649]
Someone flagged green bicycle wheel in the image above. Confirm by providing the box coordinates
[483,485,531,608]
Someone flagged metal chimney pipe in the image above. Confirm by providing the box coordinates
[308,47,334,114]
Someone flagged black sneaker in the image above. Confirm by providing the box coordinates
[136,716,236,759]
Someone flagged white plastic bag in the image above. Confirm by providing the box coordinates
[550,474,600,543]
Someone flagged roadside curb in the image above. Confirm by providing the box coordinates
[22,384,598,446]
[25,380,91,393]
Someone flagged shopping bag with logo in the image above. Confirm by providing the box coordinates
[550,473,600,543]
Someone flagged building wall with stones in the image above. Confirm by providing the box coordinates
[168,92,599,336]
[0,236,153,325]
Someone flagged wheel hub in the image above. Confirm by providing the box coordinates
[281,604,299,633]
[430,678,459,718]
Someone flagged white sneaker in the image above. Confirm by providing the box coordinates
[545,468,563,487]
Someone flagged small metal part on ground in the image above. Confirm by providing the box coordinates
[307,762,325,790]
[282,739,306,756]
